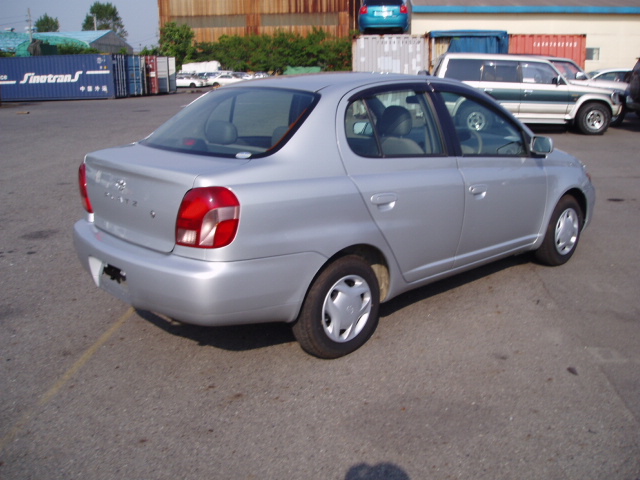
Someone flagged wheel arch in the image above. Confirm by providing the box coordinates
[312,244,391,303]
[564,187,588,227]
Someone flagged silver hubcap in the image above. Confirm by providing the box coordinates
[586,110,605,130]
[555,208,579,255]
[322,275,372,343]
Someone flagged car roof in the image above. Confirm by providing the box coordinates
[221,72,441,93]
[440,52,556,63]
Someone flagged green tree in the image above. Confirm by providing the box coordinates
[82,2,127,39]
[34,14,60,33]
[192,29,352,74]
[158,22,196,70]
[57,44,100,55]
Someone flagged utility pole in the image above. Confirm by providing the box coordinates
[27,8,33,42]
[93,14,97,31]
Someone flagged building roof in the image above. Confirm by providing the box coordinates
[410,0,640,13]
[0,31,132,55]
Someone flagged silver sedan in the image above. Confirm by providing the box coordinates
[74,72,595,358]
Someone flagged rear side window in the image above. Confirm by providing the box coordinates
[142,87,318,158]
[443,59,519,82]
[443,59,484,81]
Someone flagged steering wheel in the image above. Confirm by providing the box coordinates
[459,128,483,154]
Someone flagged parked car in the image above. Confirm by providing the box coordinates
[542,57,629,125]
[588,68,632,83]
[198,72,224,86]
[176,74,206,88]
[433,53,623,134]
[210,73,245,87]
[358,0,409,33]
[74,72,594,358]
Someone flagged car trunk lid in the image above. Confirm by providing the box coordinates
[84,143,248,253]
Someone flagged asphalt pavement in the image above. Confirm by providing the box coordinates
[1,90,639,480]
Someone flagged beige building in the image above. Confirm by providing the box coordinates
[410,0,640,71]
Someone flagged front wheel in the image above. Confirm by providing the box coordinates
[534,195,584,266]
[292,255,380,359]
[575,102,610,135]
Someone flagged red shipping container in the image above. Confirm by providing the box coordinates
[509,34,587,68]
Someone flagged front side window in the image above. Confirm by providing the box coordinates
[438,91,527,156]
[521,62,559,85]
[142,87,318,158]
[345,89,444,157]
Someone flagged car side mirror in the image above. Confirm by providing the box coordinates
[530,135,554,156]
[575,72,588,80]
[552,75,565,86]
[353,121,374,136]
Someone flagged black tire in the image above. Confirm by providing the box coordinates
[610,104,626,127]
[189,82,196,88]
[457,103,493,132]
[575,102,610,135]
[292,255,380,359]
[534,195,584,266]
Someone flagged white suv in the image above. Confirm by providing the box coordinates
[433,53,623,135]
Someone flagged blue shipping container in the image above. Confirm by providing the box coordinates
[0,55,119,101]
[126,55,146,96]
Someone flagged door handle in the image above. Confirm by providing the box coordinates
[370,193,397,211]
[469,184,488,199]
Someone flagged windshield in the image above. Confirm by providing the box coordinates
[142,87,318,158]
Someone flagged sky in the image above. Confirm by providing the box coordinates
[1,0,160,50]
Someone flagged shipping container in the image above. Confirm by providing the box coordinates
[0,55,120,101]
[352,35,428,75]
[509,34,587,68]
[157,56,170,94]
[145,55,160,95]
[167,57,177,93]
[110,54,129,98]
[427,30,509,71]
[126,56,146,96]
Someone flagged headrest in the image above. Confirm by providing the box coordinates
[378,106,412,137]
[205,120,238,145]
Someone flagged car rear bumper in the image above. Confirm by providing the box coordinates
[359,15,409,31]
[73,220,325,326]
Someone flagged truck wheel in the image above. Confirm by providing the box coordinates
[576,102,610,135]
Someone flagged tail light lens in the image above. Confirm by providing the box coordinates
[176,187,240,249]
[78,163,93,213]
[400,4,408,13]
[359,5,368,13]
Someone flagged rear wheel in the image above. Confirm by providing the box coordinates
[575,102,610,135]
[535,195,583,266]
[292,255,380,359]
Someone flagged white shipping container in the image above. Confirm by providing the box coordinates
[352,35,428,75]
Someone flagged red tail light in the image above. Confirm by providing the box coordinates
[176,187,240,249]
[400,4,408,13]
[78,163,93,213]
[359,5,368,14]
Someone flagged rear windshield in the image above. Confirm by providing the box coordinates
[141,87,318,158]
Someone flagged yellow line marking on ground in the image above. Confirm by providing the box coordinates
[0,308,135,453]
